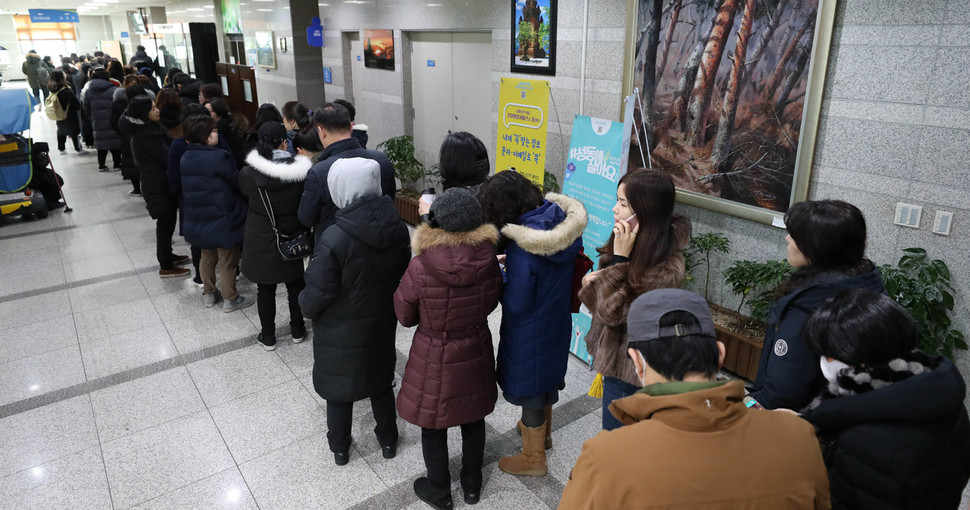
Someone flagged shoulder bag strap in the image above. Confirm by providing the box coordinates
[256,187,281,235]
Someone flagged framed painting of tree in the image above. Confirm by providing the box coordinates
[621,0,838,224]
[511,0,557,75]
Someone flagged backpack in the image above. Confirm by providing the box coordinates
[36,66,50,88]
[45,88,69,121]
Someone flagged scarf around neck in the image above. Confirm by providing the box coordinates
[804,349,935,413]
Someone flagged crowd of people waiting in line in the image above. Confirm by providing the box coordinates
[32,49,970,509]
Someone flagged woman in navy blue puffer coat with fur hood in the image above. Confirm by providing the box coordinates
[479,170,586,478]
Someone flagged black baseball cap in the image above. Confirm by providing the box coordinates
[627,289,716,345]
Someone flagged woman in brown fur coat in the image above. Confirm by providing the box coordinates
[579,170,691,430]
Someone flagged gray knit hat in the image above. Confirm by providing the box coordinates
[429,188,483,232]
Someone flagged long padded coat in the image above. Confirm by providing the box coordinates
[394,223,503,429]
[300,194,410,403]
[497,193,586,400]
[120,116,175,219]
[803,357,970,509]
[180,144,247,249]
[238,150,311,285]
[82,79,123,151]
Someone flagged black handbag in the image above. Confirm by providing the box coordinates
[257,187,313,261]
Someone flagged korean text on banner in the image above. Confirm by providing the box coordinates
[495,78,550,186]
[562,114,630,362]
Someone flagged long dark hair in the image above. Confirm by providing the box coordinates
[597,170,691,276]
[47,69,71,92]
[439,131,489,190]
[777,200,869,296]
[803,289,918,366]
[479,170,544,230]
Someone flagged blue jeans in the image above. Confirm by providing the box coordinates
[602,376,642,430]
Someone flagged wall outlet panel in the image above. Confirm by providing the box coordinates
[933,210,953,236]
[894,202,922,228]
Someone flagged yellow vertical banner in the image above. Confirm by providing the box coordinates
[495,78,550,186]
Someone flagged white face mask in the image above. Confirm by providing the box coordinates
[819,357,850,385]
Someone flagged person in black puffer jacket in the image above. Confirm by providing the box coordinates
[799,289,970,510]
[121,96,190,279]
[82,68,123,170]
[111,79,153,196]
[299,157,410,467]
[239,122,312,351]
[180,114,253,312]
[748,200,885,411]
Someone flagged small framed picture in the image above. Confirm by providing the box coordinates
[511,0,557,75]
[254,30,275,69]
[362,29,395,71]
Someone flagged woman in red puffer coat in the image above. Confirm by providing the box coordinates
[394,188,503,510]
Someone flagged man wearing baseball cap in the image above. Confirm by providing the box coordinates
[559,289,830,509]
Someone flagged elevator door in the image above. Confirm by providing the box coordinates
[409,32,492,174]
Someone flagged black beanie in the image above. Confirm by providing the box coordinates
[429,188,483,233]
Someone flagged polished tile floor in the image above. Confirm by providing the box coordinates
[0,92,600,509]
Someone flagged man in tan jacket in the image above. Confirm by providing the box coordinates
[559,289,830,510]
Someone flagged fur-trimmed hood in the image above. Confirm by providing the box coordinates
[412,223,499,256]
[245,150,312,183]
[412,223,501,288]
[502,192,587,257]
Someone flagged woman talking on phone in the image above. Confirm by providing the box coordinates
[579,170,692,430]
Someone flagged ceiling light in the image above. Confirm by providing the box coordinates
[186,8,204,11]
[257,8,272,11]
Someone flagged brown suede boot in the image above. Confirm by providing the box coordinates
[515,406,552,450]
[499,421,548,476]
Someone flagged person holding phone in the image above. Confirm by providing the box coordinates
[579,170,692,431]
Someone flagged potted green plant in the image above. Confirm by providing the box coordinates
[880,248,967,360]
[377,135,425,225]
[718,259,794,381]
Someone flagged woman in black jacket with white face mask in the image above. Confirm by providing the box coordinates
[799,289,970,510]
[238,121,312,351]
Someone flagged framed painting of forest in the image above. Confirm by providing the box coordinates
[622,0,838,224]
[511,0,557,75]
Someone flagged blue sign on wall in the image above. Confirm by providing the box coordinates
[28,9,80,23]
[427,60,435,67]
[121,32,129,38]
[356,55,361,61]
[323,66,332,84]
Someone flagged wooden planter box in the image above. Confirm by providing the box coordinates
[709,303,764,382]
[394,193,420,226]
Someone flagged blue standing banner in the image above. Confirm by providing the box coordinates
[562,109,632,362]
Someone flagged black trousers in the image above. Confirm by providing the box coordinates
[256,279,305,335]
[326,386,398,454]
[97,149,121,168]
[130,177,141,193]
[155,211,178,269]
[56,133,81,152]
[421,419,486,489]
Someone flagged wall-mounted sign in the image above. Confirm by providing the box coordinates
[356,55,361,61]
[323,66,332,84]
[427,60,435,67]
[28,9,79,23]
[120,32,129,38]
[307,16,324,47]
[495,78,550,186]
[150,23,185,34]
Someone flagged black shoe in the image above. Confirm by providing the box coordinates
[381,442,397,459]
[291,321,306,343]
[413,477,453,510]
[460,473,482,505]
[256,331,277,351]
[333,450,349,466]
